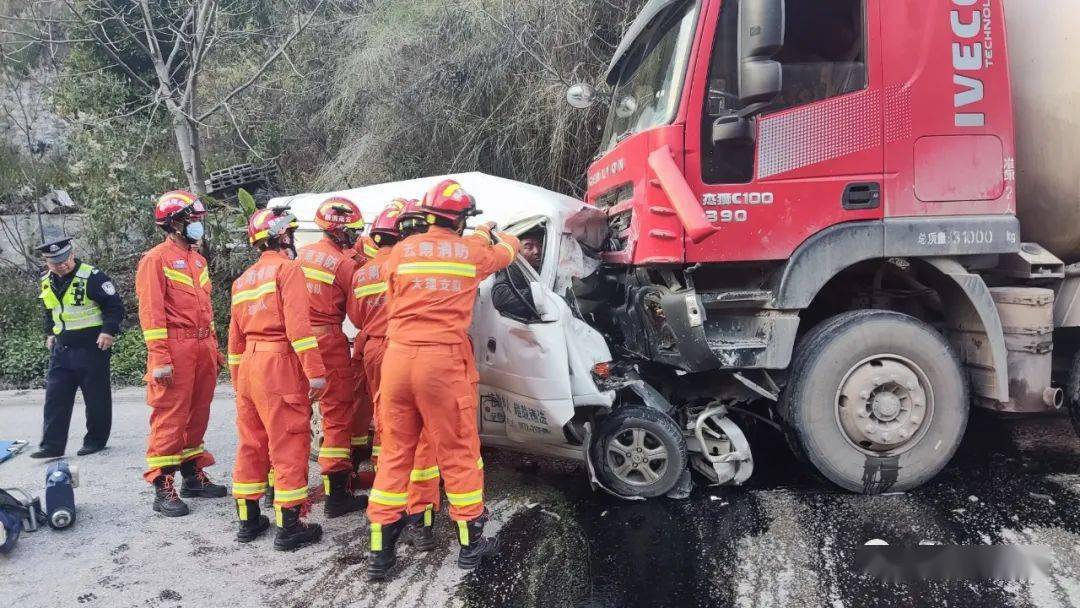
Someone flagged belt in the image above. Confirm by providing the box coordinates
[246,341,291,353]
[311,324,344,337]
[168,327,212,340]
[387,341,468,355]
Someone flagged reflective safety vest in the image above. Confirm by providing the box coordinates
[39,263,104,335]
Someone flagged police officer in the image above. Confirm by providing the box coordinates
[31,235,124,459]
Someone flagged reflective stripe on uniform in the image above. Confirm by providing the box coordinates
[143,327,168,342]
[162,266,195,287]
[457,520,469,546]
[292,336,318,353]
[232,280,276,306]
[477,457,484,470]
[322,475,331,495]
[237,498,249,520]
[41,264,104,334]
[371,445,381,456]
[424,505,434,526]
[181,444,205,459]
[318,446,351,459]
[199,267,210,287]
[446,489,483,507]
[363,243,379,258]
[498,241,516,260]
[410,466,440,482]
[369,489,407,506]
[233,481,268,495]
[146,454,183,468]
[354,282,388,298]
[371,523,383,551]
[396,262,477,278]
[228,353,242,365]
[273,486,308,504]
[351,435,370,446]
[302,266,336,285]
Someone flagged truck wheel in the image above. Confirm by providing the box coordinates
[1066,352,1080,437]
[590,406,687,498]
[778,310,968,494]
[310,401,323,462]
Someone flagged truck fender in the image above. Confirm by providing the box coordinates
[918,257,1010,403]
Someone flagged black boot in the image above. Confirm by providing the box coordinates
[457,512,499,570]
[405,507,436,552]
[273,505,322,552]
[180,460,228,498]
[367,517,408,581]
[236,499,270,543]
[152,472,189,517]
[323,471,367,518]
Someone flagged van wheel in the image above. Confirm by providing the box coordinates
[590,406,687,498]
[310,401,323,462]
[778,310,968,494]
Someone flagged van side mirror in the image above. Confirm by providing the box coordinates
[738,0,784,107]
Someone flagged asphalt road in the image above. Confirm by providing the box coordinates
[1,386,1078,608]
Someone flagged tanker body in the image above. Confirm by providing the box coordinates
[1006,0,1080,263]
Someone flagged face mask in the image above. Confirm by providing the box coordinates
[184,221,205,243]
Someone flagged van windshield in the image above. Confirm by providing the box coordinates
[600,2,700,153]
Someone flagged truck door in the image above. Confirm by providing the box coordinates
[470,218,577,447]
[682,0,886,263]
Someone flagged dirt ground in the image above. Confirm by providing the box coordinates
[2,385,1079,608]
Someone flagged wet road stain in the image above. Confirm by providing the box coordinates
[461,411,1080,608]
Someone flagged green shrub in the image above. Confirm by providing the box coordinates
[110,328,148,386]
[0,328,49,388]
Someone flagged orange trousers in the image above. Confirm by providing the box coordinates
[315,330,356,475]
[367,342,482,525]
[351,345,374,459]
[231,342,313,508]
[362,337,440,516]
[144,336,218,482]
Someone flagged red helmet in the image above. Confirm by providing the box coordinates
[247,208,298,245]
[420,179,478,222]
[396,199,430,235]
[314,196,364,232]
[370,199,408,245]
[154,190,206,226]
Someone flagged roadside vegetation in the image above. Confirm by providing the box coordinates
[0,0,642,387]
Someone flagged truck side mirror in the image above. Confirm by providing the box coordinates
[738,0,784,107]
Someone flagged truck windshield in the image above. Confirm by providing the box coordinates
[601,2,699,153]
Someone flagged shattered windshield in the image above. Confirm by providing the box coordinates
[601,2,700,152]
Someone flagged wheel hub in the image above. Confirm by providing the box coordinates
[605,428,669,487]
[837,357,932,453]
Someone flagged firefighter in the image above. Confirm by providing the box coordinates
[228,208,328,550]
[297,197,367,518]
[366,180,521,580]
[31,234,124,459]
[348,200,441,553]
[136,190,227,517]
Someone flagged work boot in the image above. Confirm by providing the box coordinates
[324,471,368,519]
[235,499,270,543]
[180,460,228,498]
[367,517,408,581]
[405,507,437,552]
[152,473,190,517]
[273,505,322,552]
[352,469,376,490]
[457,512,500,570]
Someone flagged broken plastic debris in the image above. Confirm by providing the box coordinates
[1028,492,1052,501]
[539,509,561,521]
[864,539,889,546]
[968,495,979,503]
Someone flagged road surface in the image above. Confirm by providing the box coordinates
[1,386,1078,607]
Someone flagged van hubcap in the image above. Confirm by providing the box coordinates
[606,428,669,486]
[836,356,934,454]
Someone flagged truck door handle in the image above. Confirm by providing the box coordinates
[842,182,881,210]
[487,338,496,352]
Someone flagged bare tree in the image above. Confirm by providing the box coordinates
[15,0,328,194]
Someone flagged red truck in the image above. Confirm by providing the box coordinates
[558,0,1080,496]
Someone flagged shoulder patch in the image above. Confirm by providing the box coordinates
[101,281,116,296]
[172,260,187,269]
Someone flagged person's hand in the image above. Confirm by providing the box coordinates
[215,350,226,370]
[308,377,327,400]
[478,221,498,233]
[45,335,55,350]
[152,365,174,387]
[97,333,115,351]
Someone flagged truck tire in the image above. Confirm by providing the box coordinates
[590,406,687,498]
[778,310,968,494]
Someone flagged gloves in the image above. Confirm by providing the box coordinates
[152,365,174,387]
[308,377,327,400]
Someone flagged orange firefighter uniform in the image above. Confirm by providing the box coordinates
[297,237,359,476]
[136,238,222,483]
[228,251,327,510]
[366,224,520,529]
[349,235,380,459]
[348,242,440,518]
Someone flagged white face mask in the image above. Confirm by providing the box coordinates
[184,221,205,242]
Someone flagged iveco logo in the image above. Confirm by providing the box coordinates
[702,192,774,206]
[588,158,626,187]
[951,0,992,127]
